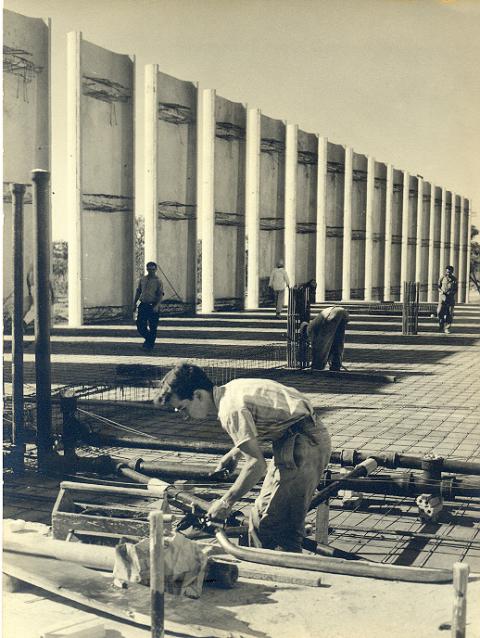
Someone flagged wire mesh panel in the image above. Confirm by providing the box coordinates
[402,281,419,335]
[287,284,312,368]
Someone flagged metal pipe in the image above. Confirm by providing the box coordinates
[11,183,26,474]
[149,511,165,638]
[32,169,53,470]
[214,530,452,583]
[323,474,479,499]
[309,458,378,508]
[330,449,480,476]
[126,458,238,482]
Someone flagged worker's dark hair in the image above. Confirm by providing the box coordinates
[154,363,214,405]
[146,261,157,269]
[446,265,454,271]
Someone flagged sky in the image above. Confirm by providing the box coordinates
[4,0,480,239]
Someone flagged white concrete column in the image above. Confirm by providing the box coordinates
[439,187,447,275]
[458,196,466,303]
[427,183,436,302]
[364,156,375,301]
[245,107,261,310]
[144,64,158,264]
[315,136,328,302]
[415,177,423,284]
[130,55,137,299]
[67,31,83,327]
[284,123,298,286]
[400,171,410,301]
[465,201,472,304]
[197,88,216,314]
[449,191,456,268]
[383,164,393,301]
[342,146,353,300]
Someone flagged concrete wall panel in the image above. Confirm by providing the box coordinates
[418,182,431,299]
[214,95,246,307]
[406,176,418,282]
[325,143,344,300]
[431,186,442,300]
[79,39,134,320]
[259,115,285,304]
[3,9,50,307]
[295,130,317,285]
[390,170,403,299]
[373,162,386,299]
[156,71,197,306]
[351,153,367,298]
[452,195,461,275]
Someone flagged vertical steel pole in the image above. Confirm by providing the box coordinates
[149,511,165,638]
[11,183,26,474]
[32,169,53,471]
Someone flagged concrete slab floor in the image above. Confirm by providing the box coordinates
[3,304,480,637]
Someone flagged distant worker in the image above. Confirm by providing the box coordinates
[437,265,457,334]
[303,306,349,371]
[269,260,290,318]
[133,261,164,351]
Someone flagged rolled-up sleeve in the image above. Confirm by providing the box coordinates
[224,409,258,447]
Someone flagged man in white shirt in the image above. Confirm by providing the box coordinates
[269,260,290,318]
[154,363,331,553]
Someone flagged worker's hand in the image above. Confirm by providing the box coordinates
[214,453,239,475]
[207,497,232,522]
[153,304,161,314]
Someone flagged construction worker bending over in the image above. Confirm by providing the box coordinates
[305,306,349,371]
[154,363,331,553]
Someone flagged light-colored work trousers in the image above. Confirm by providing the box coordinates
[274,290,285,315]
[249,415,332,553]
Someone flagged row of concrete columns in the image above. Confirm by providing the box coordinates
[191,90,471,312]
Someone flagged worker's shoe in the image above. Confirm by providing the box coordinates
[444,327,451,334]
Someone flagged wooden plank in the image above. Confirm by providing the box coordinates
[52,512,150,540]
[3,552,255,638]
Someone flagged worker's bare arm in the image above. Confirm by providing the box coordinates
[207,438,267,520]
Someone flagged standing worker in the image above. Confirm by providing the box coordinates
[269,260,290,318]
[154,363,331,553]
[437,265,457,334]
[133,261,164,351]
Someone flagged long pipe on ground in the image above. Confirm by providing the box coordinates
[87,434,480,478]
[114,459,480,500]
[214,530,452,583]
[331,449,480,476]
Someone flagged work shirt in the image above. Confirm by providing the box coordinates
[269,267,290,291]
[213,378,314,447]
[136,275,164,304]
[438,274,457,297]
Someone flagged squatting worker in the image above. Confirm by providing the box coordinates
[154,363,332,553]
[269,260,290,318]
[133,262,164,351]
[304,306,349,371]
[437,265,457,334]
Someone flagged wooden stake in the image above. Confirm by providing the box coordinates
[149,511,165,638]
[451,562,469,638]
